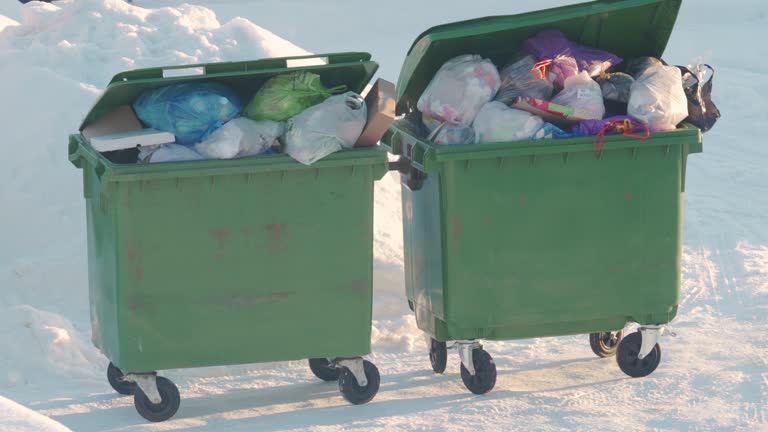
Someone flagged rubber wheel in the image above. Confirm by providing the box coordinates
[309,358,340,381]
[338,360,380,405]
[429,339,447,374]
[589,330,624,358]
[460,349,497,395]
[616,331,662,378]
[107,362,136,396]
[133,376,180,422]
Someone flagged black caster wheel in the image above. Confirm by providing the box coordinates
[460,349,497,395]
[589,330,624,358]
[309,358,340,381]
[616,331,661,378]
[338,360,380,405]
[133,376,180,422]
[107,362,136,396]
[429,338,447,374]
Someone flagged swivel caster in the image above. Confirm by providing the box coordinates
[589,330,623,358]
[337,358,381,405]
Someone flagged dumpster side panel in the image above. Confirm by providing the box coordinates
[422,141,685,341]
[402,173,447,338]
[83,162,122,364]
[108,165,376,372]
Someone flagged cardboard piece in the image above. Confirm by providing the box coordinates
[81,105,143,140]
[81,104,176,153]
[355,79,396,147]
[89,128,175,153]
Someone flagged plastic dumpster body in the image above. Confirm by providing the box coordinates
[69,53,387,421]
[382,0,703,394]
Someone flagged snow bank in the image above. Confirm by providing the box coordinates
[0,305,104,388]
[0,0,309,86]
[0,14,19,32]
[0,0,317,393]
[0,396,72,432]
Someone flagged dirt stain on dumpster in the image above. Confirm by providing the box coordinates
[337,279,369,296]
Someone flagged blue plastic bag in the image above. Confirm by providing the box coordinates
[133,83,242,146]
[531,122,578,140]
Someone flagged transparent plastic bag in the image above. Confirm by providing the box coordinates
[628,64,688,131]
[494,55,554,105]
[284,92,367,165]
[139,144,204,163]
[417,54,500,126]
[625,57,664,78]
[473,101,544,143]
[133,83,242,146]
[243,71,345,122]
[428,122,475,145]
[551,71,605,120]
[194,118,284,159]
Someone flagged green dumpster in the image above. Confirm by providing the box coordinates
[382,0,703,394]
[69,53,387,421]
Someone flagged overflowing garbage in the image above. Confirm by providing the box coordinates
[400,29,720,153]
[82,72,395,166]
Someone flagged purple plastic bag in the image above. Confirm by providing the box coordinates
[574,115,651,155]
[523,29,622,87]
[574,116,632,136]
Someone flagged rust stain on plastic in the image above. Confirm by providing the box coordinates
[452,221,463,241]
[127,239,143,281]
[212,229,232,246]
[216,291,296,307]
[267,223,288,253]
[211,228,232,261]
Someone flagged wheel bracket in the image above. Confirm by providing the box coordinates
[456,340,482,376]
[337,358,368,387]
[638,325,675,359]
[125,373,161,404]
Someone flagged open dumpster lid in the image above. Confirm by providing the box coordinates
[79,52,379,131]
[395,0,682,114]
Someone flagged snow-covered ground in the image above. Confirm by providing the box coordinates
[0,0,766,430]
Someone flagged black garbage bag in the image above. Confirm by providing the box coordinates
[678,64,721,132]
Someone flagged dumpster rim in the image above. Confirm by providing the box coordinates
[69,133,389,183]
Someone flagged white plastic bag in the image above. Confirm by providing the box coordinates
[284,92,367,165]
[139,144,204,163]
[195,118,284,159]
[473,101,544,143]
[551,71,605,120]
[417,54,500,127]
[628,64,688,131]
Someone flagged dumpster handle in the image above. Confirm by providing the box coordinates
[110,53,373,83]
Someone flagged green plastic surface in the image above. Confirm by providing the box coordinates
[384,0,703,341]
[70,53,387,372]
